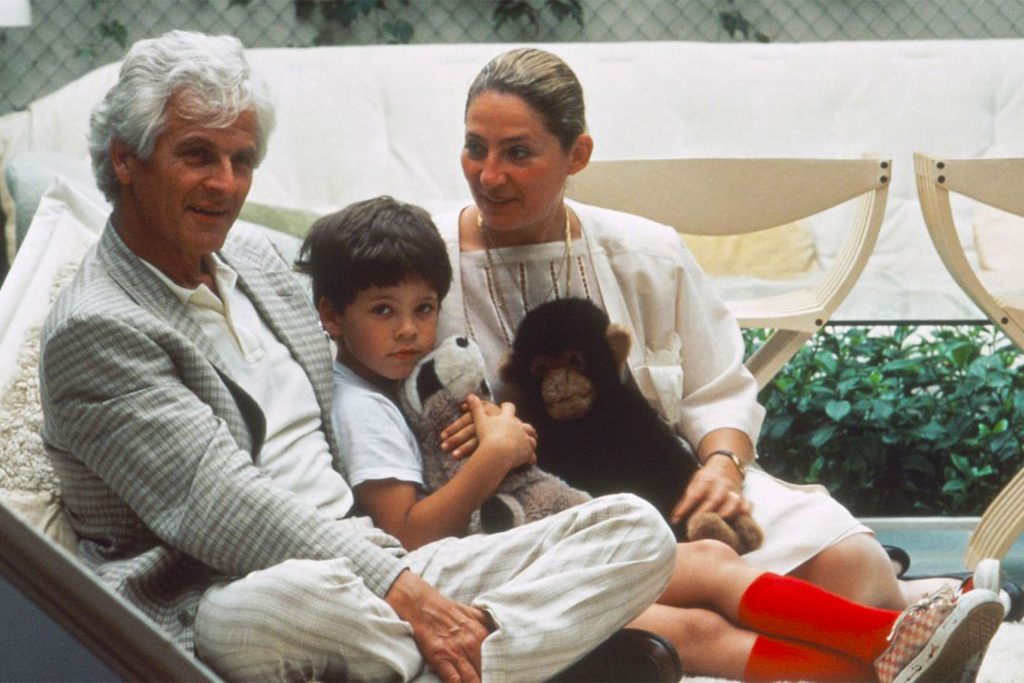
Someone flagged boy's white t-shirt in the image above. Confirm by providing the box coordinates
[331,361,425,489]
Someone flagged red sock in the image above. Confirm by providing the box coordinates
[738,573,899,664]
[744,636,876,682]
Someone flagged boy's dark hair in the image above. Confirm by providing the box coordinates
[295,195,452,310]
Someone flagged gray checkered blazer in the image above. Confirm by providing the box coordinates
[39,223,408,651]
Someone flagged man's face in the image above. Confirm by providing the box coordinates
[111,93,259,284]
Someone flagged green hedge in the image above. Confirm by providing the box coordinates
[746,325,1024,516]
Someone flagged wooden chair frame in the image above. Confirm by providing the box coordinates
[915,152,1024,567]
[567,157,891,388]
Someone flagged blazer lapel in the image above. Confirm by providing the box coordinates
[98,224,265,455]
[98,224,233,372]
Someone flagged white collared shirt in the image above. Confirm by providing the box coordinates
[142,254,354,519]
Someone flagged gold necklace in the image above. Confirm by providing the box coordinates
[478,206,573,344]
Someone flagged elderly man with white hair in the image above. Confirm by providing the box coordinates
[37,29,678,683]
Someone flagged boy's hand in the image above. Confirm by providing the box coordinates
[441,395,537,463]
[439,398,488,457]
[465,394,537,469]
[441,396,531,458]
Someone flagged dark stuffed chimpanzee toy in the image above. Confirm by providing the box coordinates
[500,297,763,554]
[400,335,592,535]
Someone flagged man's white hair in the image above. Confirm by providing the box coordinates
[89,30,276,203]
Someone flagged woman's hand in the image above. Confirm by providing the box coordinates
[669,456,751,525]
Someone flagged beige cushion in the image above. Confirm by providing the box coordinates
[0,315,59,496]
[681,221,818,279]
[0,177,101,549]
[973,205,1024,272]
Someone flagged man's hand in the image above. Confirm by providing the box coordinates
[385,570,494,683]
[670,456,751,525]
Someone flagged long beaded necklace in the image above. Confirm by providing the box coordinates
[478,205,573,345]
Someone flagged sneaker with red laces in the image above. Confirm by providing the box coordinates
[874,577,1004,683]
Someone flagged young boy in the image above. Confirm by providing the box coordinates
[295,196,538,550]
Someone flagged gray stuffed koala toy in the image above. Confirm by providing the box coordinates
[399,335,591,534]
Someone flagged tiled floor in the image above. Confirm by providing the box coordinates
[867,518,1024,584]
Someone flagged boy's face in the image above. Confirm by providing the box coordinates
[319,277,440,386]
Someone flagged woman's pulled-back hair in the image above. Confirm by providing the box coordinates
[89,30,276,203]
[466,47,586,150]
[295,196,452,311]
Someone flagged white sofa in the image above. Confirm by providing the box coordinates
[3,37,1024,683]
[7,35,1024,547]
[4,39,1024,324]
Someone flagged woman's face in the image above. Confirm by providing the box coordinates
[461,90,591,244]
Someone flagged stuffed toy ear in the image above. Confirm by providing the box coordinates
[606,324,632,372]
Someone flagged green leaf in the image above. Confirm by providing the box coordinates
[883,358,920,372]
[752,323,1024,516]
[950,453,971,474]
[809,424,838,449]
[943,479,966,494]
[815,351,839,374]
[870,400,895,420]
[904,454,936,474]
[825,400,851,422]
[915,421,946,441]
[945,341,977,367]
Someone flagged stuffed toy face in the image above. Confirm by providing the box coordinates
[401,335,492,420]
[535,352,593,420]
